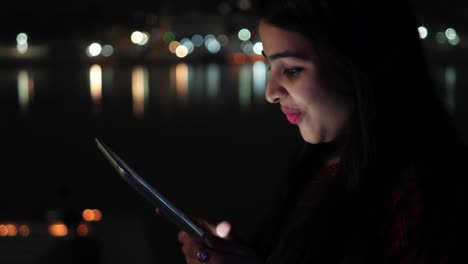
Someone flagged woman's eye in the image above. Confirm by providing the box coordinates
[283,67,303,76]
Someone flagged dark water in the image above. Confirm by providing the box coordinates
[1,61,301,263]
[1,59,467,263]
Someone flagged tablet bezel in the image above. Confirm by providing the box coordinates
[95,138,206,242]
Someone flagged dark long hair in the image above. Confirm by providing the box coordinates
[249,0,466,262]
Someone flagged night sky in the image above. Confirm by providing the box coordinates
[1,0,467,37]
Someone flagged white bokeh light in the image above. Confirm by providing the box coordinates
[16,33,28,45]
[445,28,457,40]
[238,28,251,41]
[418,26,428,39]
[253,42,263,55]
[131,31,144,44]
[87,43,102,57]
[175,45,189,58]
[205,38,221,54]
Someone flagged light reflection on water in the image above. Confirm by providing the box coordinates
[9,61,269,119]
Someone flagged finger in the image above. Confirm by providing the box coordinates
[178,231,186,243]
[215,221,231,238]
[181,238,206,259]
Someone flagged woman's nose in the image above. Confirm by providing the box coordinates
[265,77,287,104]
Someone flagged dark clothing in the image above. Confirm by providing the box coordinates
[381,155,468,264]
[248,144,468,264]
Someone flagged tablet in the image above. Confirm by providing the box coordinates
[95,138,207,242]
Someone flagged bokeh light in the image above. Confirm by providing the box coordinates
[253,42,263,55]
[191,34,204,47]
[16,33,28,45]
[169,41,181,53]
[418,26,428,39]
[238,28,251,41]
[163,32,176,44]
[76,224,89,236]
[18,225,30,237]
[48,222,68,237]
[87,43,102,57]
[180,38,195,54]
[176,45,189,58]
[101,45,114,57]
[205,38,221,54]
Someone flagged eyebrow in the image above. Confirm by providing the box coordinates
[262,50,311,61]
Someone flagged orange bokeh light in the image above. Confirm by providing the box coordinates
[76,223,89,237]
[49,223,68,237]
[92,209,102,221]
[18,225,30,237]
[0,225,8,236]
[6,225,17,237]
[82,209,94,221]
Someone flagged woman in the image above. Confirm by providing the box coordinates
[175,0,468,263]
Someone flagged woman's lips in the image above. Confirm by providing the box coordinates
[281,107,303,125]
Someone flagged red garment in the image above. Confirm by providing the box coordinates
[379,163,458,263]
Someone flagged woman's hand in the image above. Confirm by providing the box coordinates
[177,217,263,264]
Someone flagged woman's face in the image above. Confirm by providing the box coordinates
[259,20,353,143]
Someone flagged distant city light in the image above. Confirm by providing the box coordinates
[48,222,68,237]
[163,32,176,44]
[18,225,30,237]
[131,31,144,44]
[16,32,29,54]
[82,209,102,222]
[191,34,204,47]
[6,225,17,237]
[418,26,428,39]
[238,28,251,41]
[445,28,457,40]
[241,41,253,54]
[180,38,194,54]
[169,41,180,53]
[445,28,460,45]
[16,33,28,45]
[101,45,114,57]
[253,42,263,55]
[205,38,221,54]
[87,43,102,57]
[0,225,7,236]
[92,209,102,221]
[204,34,216,43]
[76,224,89,237]
[131,31,149,46]
[448,35,460,46]
[176,45,189,58]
